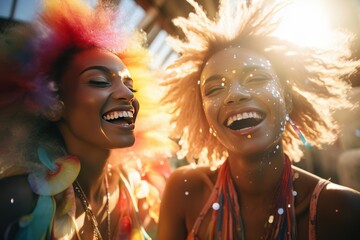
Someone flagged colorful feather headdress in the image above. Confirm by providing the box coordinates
[0,0,134,111]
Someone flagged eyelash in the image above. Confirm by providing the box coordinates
[246,74,272,83]
[89,80,111,87]
[205,86,225,96]
[128,87,137,93]
[89,80,137,93]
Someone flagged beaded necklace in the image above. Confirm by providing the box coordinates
[73,175,111,240]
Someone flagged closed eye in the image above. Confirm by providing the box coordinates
[128,87,137,93]
[245,73,273,84]
[88,79,111,87]
[204,86,225,96]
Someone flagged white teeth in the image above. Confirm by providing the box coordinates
[103,111,133,120]
[226,111,262,126]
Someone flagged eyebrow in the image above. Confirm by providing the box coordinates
[79,65,112,75]
[203,74,224,85]
[79,65,133,82]
[242,66,268,73]
[203,66,270,84]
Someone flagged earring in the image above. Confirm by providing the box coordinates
[285,114,312,149]
[44,100,64,121]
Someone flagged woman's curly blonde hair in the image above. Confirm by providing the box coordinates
[162,0,359,164]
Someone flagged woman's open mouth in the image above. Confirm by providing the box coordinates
[225,111,264,131]
[102,110,134,126]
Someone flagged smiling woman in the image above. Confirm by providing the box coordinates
[0,0,173,239]
[58,48,139,150]
[157,0,360,239]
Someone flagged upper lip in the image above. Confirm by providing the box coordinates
[223,107,266,127]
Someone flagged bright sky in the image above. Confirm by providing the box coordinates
[274,0,336,48]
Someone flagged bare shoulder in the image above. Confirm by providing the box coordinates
[0,174,38,237]
[316,182,360,239]
[292,166,321,208]
[167,164,217,191]
[292,166,360,239]
[157,164,217,240]
[161,164,217,214]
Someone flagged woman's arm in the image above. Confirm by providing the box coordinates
[316,183,360,240]
[157,168,189,240]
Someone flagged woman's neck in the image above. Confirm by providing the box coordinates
[227,144,285,197]
[66,143,112,201]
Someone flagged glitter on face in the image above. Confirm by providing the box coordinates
[277,208,284,215]
[212,202,220,210]
[185,191,189,196]
[197,80,201,85]
[184,179,188,183]
[268,215,274,223]
[201,47,286,154]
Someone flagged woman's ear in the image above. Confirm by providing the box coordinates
[43,100,64,122]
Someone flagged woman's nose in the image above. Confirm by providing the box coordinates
[112,83,135,103]
[224,83,251,105]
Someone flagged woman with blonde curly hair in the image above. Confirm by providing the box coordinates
[158,0,360,239]
[0,0,173,239]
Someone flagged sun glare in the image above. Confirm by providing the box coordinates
[274,0,336,48]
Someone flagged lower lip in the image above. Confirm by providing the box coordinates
[103,120,135,130]
[227,120,263,136]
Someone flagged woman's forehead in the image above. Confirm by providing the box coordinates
[70,48,127,73]
[201,47,275,78]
